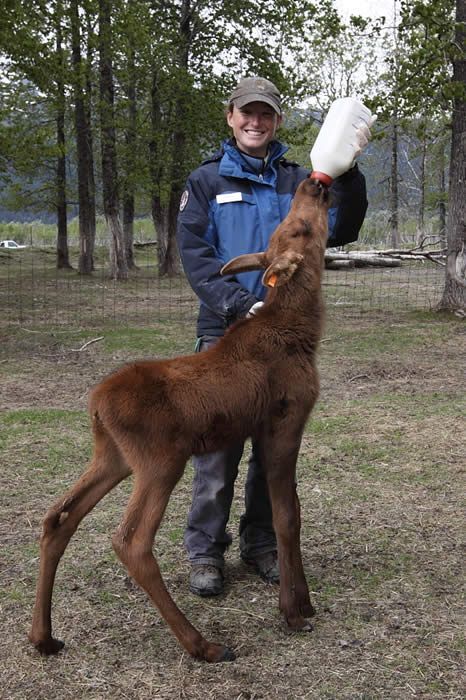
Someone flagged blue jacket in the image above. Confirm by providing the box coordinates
[177,139,367,337]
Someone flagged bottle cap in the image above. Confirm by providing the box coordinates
[309,171,333,187]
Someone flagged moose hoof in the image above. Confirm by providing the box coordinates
[285,615,314,633]
[299,619,314,633]
[218,646,236,662]
[32,636,65,656]
[204,643,236,663]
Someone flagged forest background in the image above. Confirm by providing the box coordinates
[0,0,464,310]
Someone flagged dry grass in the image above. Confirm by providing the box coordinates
[1,298,465,699]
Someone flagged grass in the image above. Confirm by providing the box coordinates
[0,216,157,247]
[101,325,196,356]
[1,284,464,699]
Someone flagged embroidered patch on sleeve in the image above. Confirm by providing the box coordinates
[179,190,189,211]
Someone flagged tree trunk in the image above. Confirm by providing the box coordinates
[439,0,466,312]
[157,0,193,277]
[417,134,426,245]
[123,196,137,268]
[56,105,71,270]
[98,0,128,280]
[160,129,183,277]
[55,2,72,270]
[438,139,447,246]
[70,0,94,274]
[122,39,138,270]
[390,117,399,247]
[149,72,165,269]
[85,7,96,269]
[159,185,181,277]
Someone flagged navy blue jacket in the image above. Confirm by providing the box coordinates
[177,139,367,337]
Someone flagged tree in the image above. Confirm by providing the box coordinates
[0,1,72,266]
[439,0,466,311]
[70,0,95,273]
[54,0,72,269]
[394,0,464,310]
[98,0,128,280]
[121,19,138,270]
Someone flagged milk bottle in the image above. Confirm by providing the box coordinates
[310,97,376,185]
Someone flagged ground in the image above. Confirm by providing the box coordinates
[1,294,464,699]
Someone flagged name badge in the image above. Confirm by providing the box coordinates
[216,192,243,204]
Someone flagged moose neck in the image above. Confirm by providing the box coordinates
[267,249,325,311]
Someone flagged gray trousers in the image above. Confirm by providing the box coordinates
[184,336,277,568]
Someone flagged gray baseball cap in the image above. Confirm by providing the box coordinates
[229,77,282,115]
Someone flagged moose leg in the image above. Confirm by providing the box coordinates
[291,487,316,619]
[29,427,130,654]
[112,459,235,663]
[268,474,314,630]
[259,420,314,631]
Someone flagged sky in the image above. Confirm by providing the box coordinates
[334,0,395,22]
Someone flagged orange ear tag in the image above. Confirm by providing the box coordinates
[267,273,278,288]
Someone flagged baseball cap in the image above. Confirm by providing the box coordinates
[229,77,282,115]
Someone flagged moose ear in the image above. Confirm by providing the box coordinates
[221,252,268,276]
[262,252,304,288]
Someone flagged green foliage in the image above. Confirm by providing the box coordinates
[280,111,320,165]
[374,0,460,122]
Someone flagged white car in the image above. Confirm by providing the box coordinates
[0,239,27,249]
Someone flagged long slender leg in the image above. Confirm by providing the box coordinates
[258,414,315,631]
[29,423,131,654]
[112,457,235,662]
[292,488,316,619]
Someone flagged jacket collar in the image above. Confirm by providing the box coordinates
[217,139,289,183]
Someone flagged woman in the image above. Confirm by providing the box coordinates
[177,76,370,597]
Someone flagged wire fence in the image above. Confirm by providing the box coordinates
[0,244,446,331]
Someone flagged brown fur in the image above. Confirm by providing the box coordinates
[29,178,330,662]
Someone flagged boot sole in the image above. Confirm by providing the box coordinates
[189,583,224,597]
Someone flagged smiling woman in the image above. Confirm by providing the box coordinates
[226,77,283,158]
[226,101,282,158]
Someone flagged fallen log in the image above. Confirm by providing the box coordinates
[325,259,355,270]
[325,252,401,268]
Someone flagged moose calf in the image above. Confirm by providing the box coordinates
[29,178,330,662]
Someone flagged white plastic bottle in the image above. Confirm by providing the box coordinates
[310,97,376,186]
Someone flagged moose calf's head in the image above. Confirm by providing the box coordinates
[221,179,330,288]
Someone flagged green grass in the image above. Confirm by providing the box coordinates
[326,321,447,357]
[303,390,464,490]
[101,325,196,357]
[1,409,91,480]
[2,407,86,427]
[308,391,463,439]
[0,216,157,247]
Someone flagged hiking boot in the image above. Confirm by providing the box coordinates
[189,564,224,597]
[242,551,280,584]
